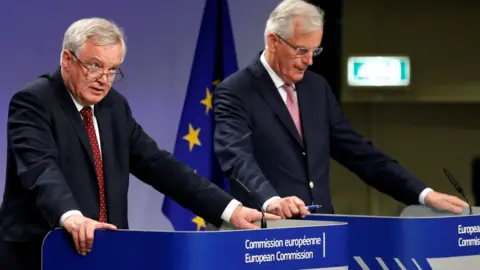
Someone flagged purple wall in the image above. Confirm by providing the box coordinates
[0,0,281,229]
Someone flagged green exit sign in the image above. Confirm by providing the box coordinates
[347,56,410,87]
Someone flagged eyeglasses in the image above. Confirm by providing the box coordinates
[70,51,124,83]
[276,35,323,57]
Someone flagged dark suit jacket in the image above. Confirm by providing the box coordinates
[213,58,427,213]
[0,68,232,270]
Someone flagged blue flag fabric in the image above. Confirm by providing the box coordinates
[161,0,238,231]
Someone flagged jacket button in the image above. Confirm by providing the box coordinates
[302,152,306,156]
[309,182,314,189]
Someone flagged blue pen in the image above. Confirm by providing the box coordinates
[306,205,321,211]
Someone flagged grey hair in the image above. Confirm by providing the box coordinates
[264,0,324,47]
[60,17,126,64]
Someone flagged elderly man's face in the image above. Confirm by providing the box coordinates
[62,38,123,106]
[268,21,323,84]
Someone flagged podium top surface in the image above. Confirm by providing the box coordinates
[218,219,346,231]
[305,205,480,219]
[400,205,480,217]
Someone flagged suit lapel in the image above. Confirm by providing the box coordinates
[250,61,303,147]
[49,68,95,166]
[296,79,314,154]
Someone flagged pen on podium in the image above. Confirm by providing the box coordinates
[306,205,321,211]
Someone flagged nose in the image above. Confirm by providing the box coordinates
[97,73,109,84]
[303,52,313,66]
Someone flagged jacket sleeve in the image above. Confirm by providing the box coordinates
[125,98,233,226]
[8,90,79,227]
[213,84,279,204]
[326,80,427,205]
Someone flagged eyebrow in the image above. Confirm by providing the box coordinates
[286,39,319,50]
[296,43,320,49]
[87,57,120,69]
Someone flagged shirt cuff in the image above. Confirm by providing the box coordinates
[262,196,281,211]
[221,199,242,223]
[59,210,83,227]
[419,188,434,205]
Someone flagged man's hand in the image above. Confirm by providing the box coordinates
[63,215,117,256]
[424,191,469,214]
[266,196,310,218]
[229,205,280,229]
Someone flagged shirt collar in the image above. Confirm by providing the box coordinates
[259,50,295,89]
[68,91,94,113]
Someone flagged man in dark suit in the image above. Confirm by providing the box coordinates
[213,0,468,219]
[0,17,278,270]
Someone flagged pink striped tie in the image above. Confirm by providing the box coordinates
[283,84,302,139]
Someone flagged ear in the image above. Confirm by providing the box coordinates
[61,50,72,70]
[267,33,278,53]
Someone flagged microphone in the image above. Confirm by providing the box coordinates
[443,168,473,215]
[231,176,267,229]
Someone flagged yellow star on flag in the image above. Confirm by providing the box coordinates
[182,124,201,152]
[200,87,213,115]
[192,216,206,231]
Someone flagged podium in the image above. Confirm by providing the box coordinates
[305,206,480,269]
[42,220,348,270]
[400,204,480,217]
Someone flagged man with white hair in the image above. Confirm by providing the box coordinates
[214,0,468,219]
[0,17,278,270]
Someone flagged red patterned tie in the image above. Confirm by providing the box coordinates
[283,84,302,139]
[80,107,108,222]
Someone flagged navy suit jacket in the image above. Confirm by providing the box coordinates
[0,68,232,270]
[213,58,427,213]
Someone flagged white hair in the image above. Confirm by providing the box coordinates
[60,17,126,64]
[264,0,325,47]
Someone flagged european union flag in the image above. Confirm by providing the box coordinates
[161,0,238,231]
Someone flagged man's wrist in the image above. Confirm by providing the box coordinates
[59,210,83,227]
[419,188,434,205]
[262,196,281,211]
[221,199,242,223]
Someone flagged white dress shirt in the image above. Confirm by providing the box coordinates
[60,94,241,226]
[258,51,433,211]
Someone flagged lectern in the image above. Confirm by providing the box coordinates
[400,204,480,217]
[42,219,348,270]
[305,206,480,269]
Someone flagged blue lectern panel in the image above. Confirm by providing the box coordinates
[42,224,348,269]
[305,214,480,269]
